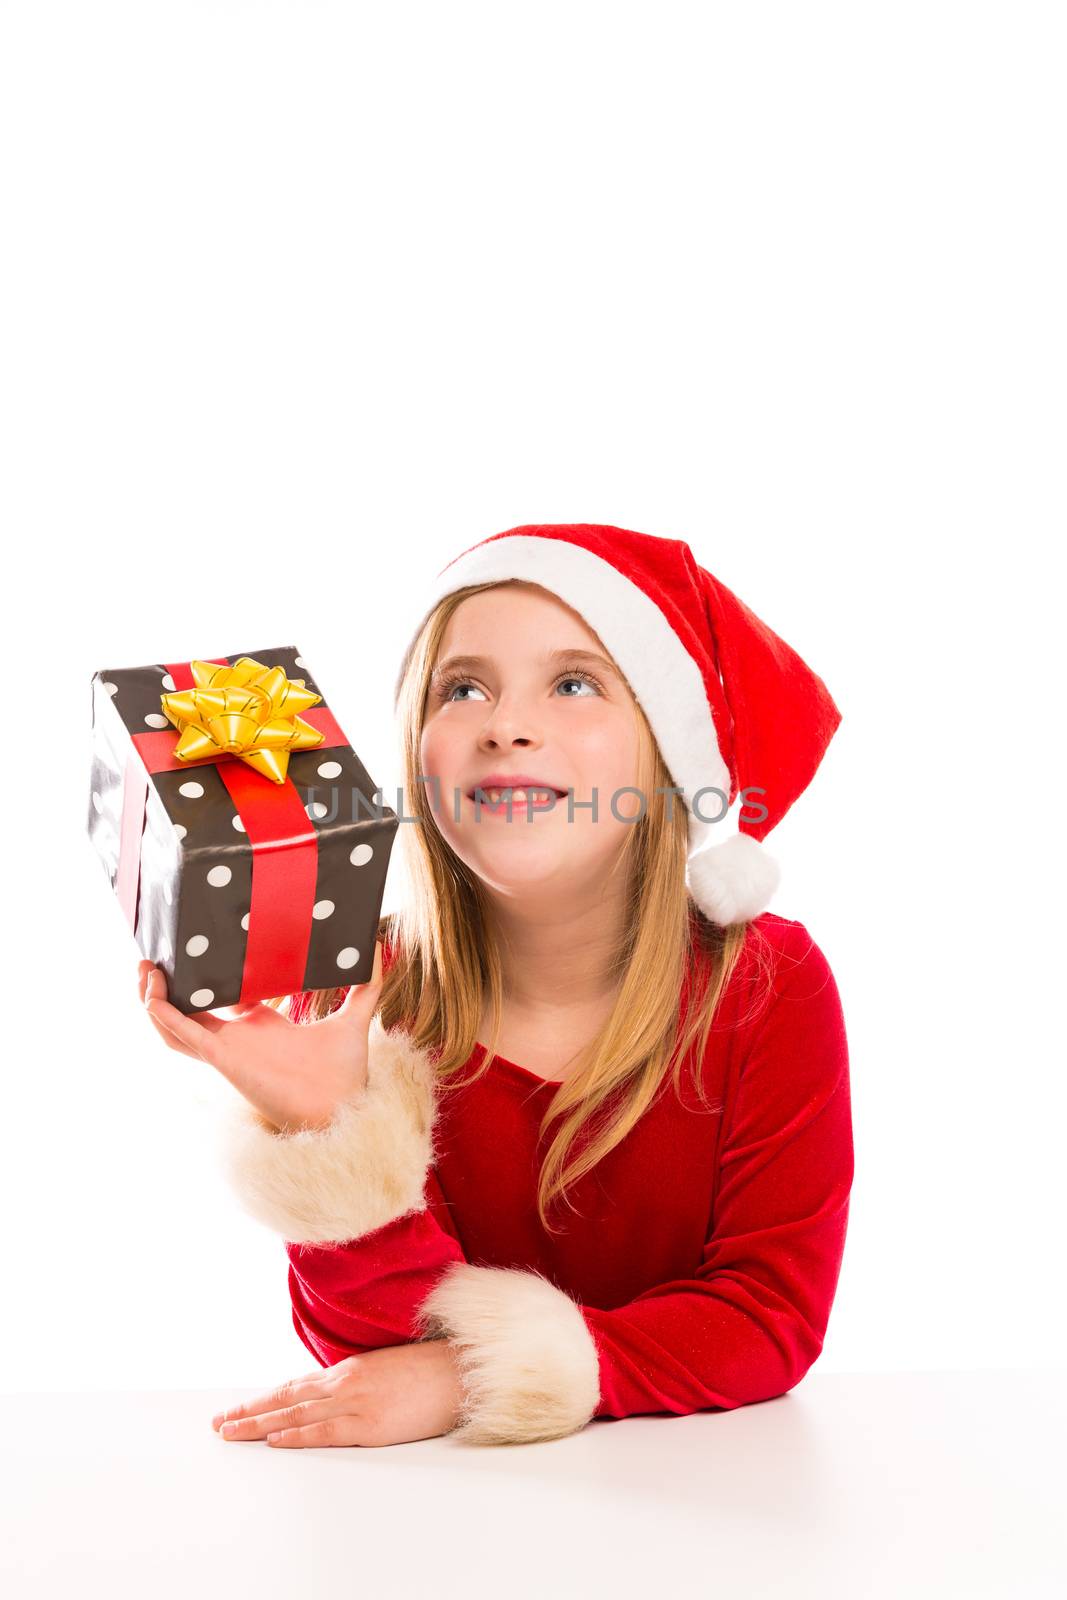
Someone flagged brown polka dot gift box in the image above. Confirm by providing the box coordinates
[87,647,398,1015]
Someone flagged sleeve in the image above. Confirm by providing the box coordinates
[412,929,854,1433]
[215,1013,467,1362]
[215,1015,600,1445]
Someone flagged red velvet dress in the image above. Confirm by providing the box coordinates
[281,912,854,1422]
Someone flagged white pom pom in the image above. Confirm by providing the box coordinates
[685,832,781,926]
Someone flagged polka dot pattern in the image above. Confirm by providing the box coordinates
[89,647,398,1015]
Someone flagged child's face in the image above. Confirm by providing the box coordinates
[420,583,643,906]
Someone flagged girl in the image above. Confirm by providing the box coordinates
[140,522,853,1450]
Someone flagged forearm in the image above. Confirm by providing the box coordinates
[285,1208,468,1365]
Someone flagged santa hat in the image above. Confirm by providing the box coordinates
[394,523,841,926]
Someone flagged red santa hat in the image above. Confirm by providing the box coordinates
[394,523,842,927]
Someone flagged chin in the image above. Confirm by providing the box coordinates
[468,851,576,891]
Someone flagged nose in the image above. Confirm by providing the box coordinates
[476,693,541,753]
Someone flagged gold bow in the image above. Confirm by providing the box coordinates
[160,657,325,785]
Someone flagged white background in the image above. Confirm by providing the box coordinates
[1,1,1062,1392]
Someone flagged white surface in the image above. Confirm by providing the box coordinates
[1,1371,1062,1598]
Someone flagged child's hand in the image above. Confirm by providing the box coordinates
[136,940,385,1134]
[211,1341,466,1448]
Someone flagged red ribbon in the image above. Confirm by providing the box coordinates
[116,656,350,1004]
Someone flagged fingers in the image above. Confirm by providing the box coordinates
[146,967,228,1032]
[262,1417,357,1447]
[137,959,158,1006]
[140,963,216,1024]
[143,970,226,1064]
[145,1006,202,1060]
[216,1397,359,1447]
[217,1395,337,1446]
[212,1371,334,1431]
[335,939,385,1020]
[137,963,197,1058]
[212,1357,369,1445]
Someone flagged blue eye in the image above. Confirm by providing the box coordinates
[433,666,604,703]
[440,681,486,703]
[554,671,601,697]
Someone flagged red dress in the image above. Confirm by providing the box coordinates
[220,912,854,1445]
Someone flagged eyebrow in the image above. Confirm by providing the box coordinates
[433,647,619,680]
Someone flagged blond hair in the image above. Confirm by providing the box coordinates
[273,581,776,1234]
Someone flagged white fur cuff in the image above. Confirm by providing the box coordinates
[414,1263,602,1445]
[215,1015,439,1245]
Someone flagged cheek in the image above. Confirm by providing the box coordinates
[420,722,457,783]
[573,718,641,793]
[601,766,645,826]
[419,724,469,829]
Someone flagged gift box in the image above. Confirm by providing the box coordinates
[87,647,398,1015]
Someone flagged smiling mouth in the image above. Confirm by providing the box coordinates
[466,785,567,807]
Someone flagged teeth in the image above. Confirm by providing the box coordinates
[483,787,555,803]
